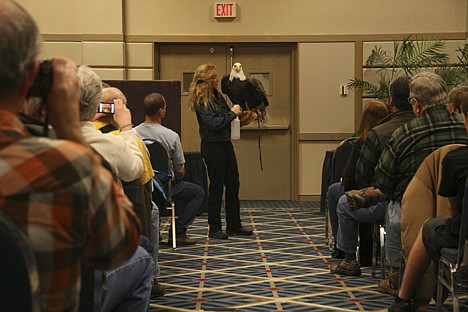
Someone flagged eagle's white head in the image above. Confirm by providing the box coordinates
[229,62,246,81]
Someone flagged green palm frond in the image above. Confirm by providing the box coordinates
[350,36,463,102]
[348,77,388,102]
[457,43,468,66]
[456,44,468,82]
[394,37,447,75]
[436,65,466,88]
[366,46,392,67]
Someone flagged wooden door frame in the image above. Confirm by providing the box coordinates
[154,42,299,200]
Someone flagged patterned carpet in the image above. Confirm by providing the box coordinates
[149,201,464,311]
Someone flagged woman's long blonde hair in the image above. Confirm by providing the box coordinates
[188,64,217,111]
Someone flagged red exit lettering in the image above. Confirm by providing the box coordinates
[215,3,236,18]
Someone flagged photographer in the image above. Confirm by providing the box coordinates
[77,65,144,184]
[0,1,145,311]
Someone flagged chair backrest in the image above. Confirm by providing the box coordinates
[143,138,173,208]
[331,137,357,184]
[320,150,335,213]
[143,138,171,176]
[0,210,41,312]
[457,176,468,267]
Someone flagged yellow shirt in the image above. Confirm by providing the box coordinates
[94,120,154,184]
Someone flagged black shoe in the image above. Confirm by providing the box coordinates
[151,280,166,297]
[226,226,253,236]
[387,299,414,312]
[209,231,229,239]
[331,247,345,259]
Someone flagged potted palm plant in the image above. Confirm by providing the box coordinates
[348,37,468,103]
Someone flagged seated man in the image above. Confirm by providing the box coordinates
[330,76,414,278]
[375,73,468,295]
[135,93,205,246]
[388,87,468,312]
[333,73,468,297]
[0,1,148,310]
[99,86,165,297]
[21,96,155,312]
[77,65,144,184]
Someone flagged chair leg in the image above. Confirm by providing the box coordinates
[437,261,444,312]
[171,203,176,250]
[372,223,378,278]
[380,225,386,280]
[451,264,460,312]
[437,260,456,312]
[325,200,332,251]
[356,223,360,263]
[399,252,406,289]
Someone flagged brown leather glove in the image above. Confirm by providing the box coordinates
[345,187,384,211]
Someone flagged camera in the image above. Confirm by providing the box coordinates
[97,102,115,114]
[28,60,53,99]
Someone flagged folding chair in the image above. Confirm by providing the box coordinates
[325,137,357,249]
[0,210,41,312]
[436,176,468,312]
[143,138,177,250]
[79,263,103,312]
[371,221,386,279]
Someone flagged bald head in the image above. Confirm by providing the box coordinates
[102,87,127,105]
[0,0,41,100]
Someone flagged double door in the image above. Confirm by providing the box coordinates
[157,44,294,200]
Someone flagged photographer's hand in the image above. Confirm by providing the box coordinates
[112,99,133,132]
[47,57,87,146]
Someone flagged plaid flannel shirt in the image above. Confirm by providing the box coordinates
[356,110,415,188]
[376,105,468,202]
[0,110,141,312]
[355,129,381,188]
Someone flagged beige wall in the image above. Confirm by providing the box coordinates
[17,0,468,200]
[123,0,466,36]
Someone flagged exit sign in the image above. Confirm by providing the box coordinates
[214,2,236,18]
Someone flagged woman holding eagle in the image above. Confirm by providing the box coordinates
[188,63,254,239]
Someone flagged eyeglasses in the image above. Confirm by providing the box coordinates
[408,97,417,106]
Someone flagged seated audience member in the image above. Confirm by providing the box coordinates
[326,100,389,259]
[374,72,468,294]
[77,67,158,302]
[135,93,205,246]
[98,86,165,297]
[76,65,144,184]
[330,76,413,277]
[447,85,468,114]
[0,1,148,311]
[388,87,468,312]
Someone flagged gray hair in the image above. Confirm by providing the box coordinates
[0,0,41,99]
[77,65,102,120]
[410,72,447,107]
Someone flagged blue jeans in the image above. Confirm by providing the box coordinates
[336,195,387,255]
[171,180,205,237]
[386,200,402,267]
[150,202,160,277]
[102,246,154,312]
[326,182,345,241]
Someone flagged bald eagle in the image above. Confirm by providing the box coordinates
[221,62,270,171]
[221,62,269,126]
